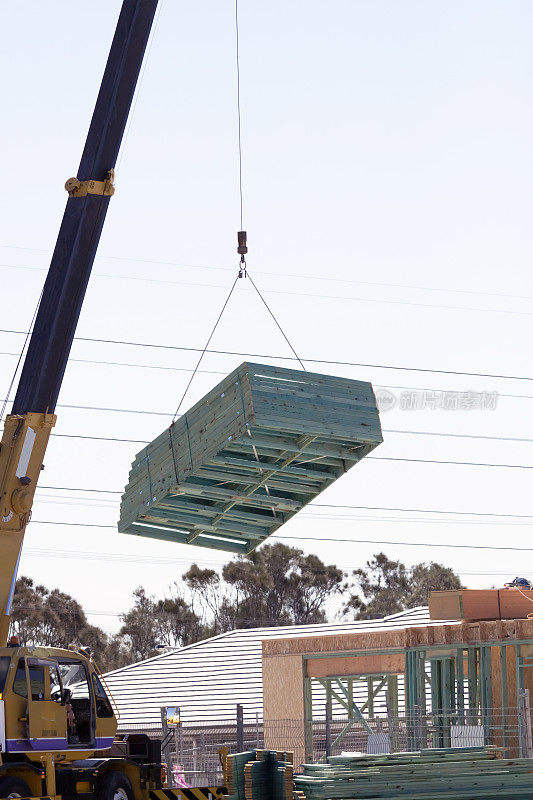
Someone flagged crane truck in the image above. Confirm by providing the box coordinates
[0,3,221,800]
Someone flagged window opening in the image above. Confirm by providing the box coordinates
[92,673,114,718]
[0,657,11,693]
[13,658,27,698]
[57,660,93,745]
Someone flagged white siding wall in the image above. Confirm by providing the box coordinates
[104,608,435,727]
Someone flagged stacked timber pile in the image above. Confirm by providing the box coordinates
[225,751,256,800]
[294,747,533,799]
[223,749,293,800]
[429,588,533,621]
[119,362,382,554]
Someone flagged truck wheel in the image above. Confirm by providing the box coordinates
[0,777,32,798]
[97,772,134,800]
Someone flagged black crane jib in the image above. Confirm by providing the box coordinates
[12,0,158,416]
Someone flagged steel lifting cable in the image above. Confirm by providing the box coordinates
[172,0,305,421]
[245,270,306,370]
[235,0,244,234]
[233,0,305,371]
[171,275,239,421]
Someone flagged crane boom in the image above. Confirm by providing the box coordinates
[0,0,158,645]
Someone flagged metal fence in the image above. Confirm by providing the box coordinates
[118,704,531,787]
[310,709,524,761]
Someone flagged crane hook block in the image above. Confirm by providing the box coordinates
[237,230,248,258]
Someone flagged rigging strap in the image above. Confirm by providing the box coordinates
[171,275,240,421]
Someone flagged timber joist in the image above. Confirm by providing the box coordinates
[119,362,382,553]
[294,748,533,800]
[262,617,533,658]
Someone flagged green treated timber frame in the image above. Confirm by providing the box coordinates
[299,638,533,760]
[120,362,382,553]
[311,675,392,762]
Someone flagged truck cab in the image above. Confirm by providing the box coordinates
[0,646,116,763]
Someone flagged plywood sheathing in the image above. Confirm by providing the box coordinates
[308,653,405,678]
[262,654,306,766]
[491,645,518,711]
[262,618,533,658]
[263,655,305,719]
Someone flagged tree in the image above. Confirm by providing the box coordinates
[11,577,207,671]
[11,547,462,672]
[408,562,464,607]
[100,635,137,671]
[119,585,205,661]
[182,566,224,635]
[155,593,206,647]
[183,544,344,631]
[10,576,47,645]
[219,542,344,628]
[288,552,346,624]
[118,587,160,662]
[10,577,114,667]
[344,552,463,619]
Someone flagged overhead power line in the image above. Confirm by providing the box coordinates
[277,535,533,553]
[44,433,533,470]
[25,519,533,553]
[1,354,532,402]
[30,489,533,526]
[1,328,532,382]
[368,455,533,470]
[13,264,532,318]
[35,486,533,519]
[52,433,148,444]
[1,381,531,443]
[49,425,533,447]
[20,546,532,581]
[31,500,533,526]
[312,503,533,520]
[1,248,532,304]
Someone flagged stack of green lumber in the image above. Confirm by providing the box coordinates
[294,747,533,800]
[245,759,270,800]
[225,750,257,800]
[246,751,294,800]
[119,362,382,554]
[224,749,294,800]
[273,759,293,800]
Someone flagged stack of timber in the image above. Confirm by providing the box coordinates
[223,750,294,800]
[245,760,271,800]
[225,751,257,800]
[119,362,382,553]
[429,588,533,621]
[294,747,533,800]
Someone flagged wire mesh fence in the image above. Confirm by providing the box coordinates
[309,709,524,762]
[118,707,529,786]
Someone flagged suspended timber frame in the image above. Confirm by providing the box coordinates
[262,618,533,766]
[120,362,382,554]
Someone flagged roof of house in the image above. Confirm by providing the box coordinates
[105,606,439,728]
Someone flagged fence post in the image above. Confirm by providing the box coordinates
[520,690,533,758]
[237,704,244,752]
[200,730,206,778]
[160,707,174,788]
[386,677,399,753]
[178,722,184,782]
[325,700,332,759]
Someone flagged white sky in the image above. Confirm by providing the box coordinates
[1,0,532,636]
